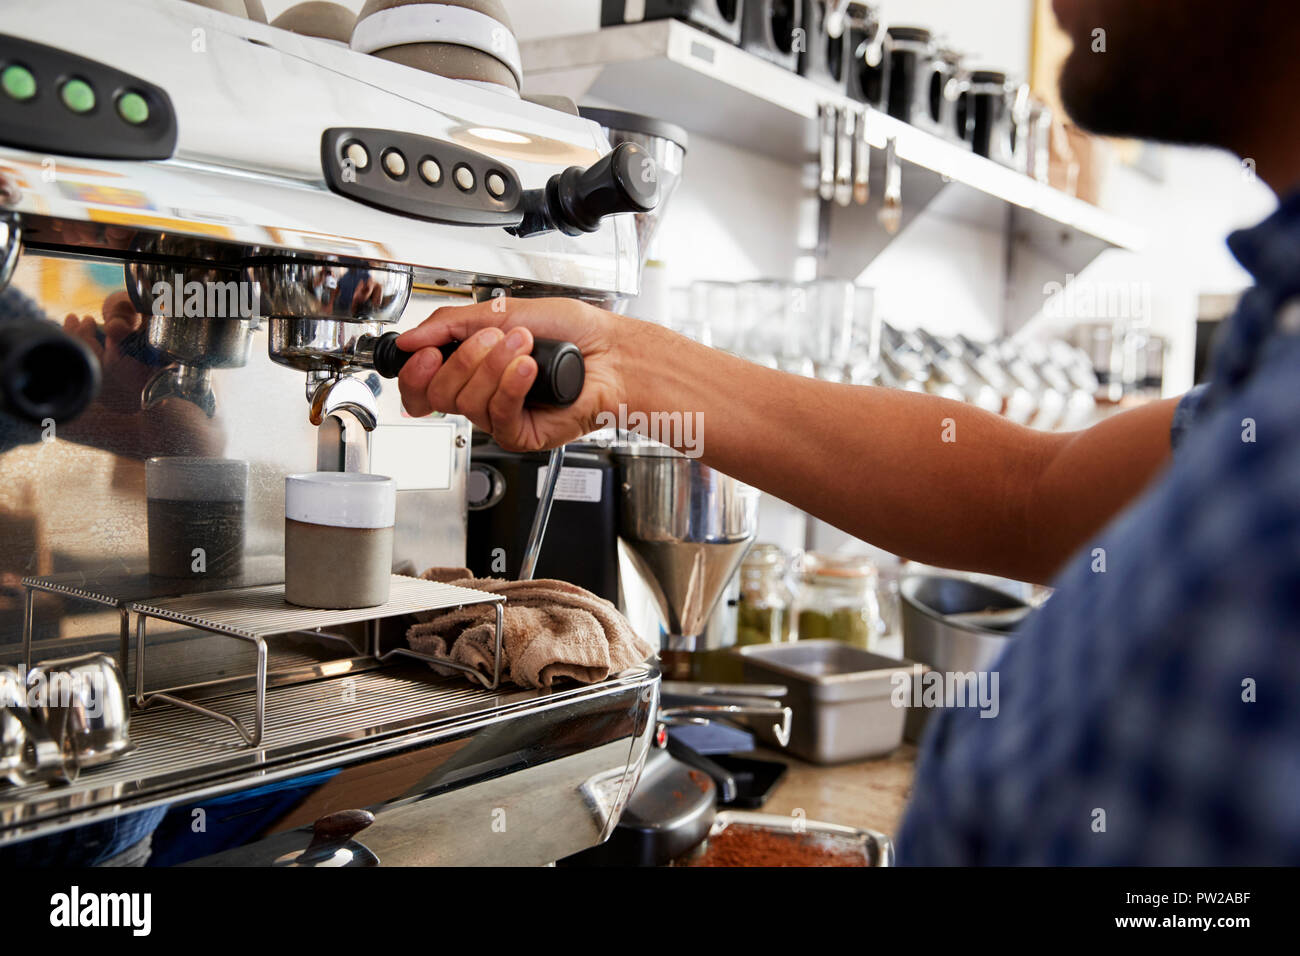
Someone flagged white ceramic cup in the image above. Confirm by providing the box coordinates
[284,472,396,609]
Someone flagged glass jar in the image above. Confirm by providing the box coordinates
[736,544,794,646]
[792,552,883,650]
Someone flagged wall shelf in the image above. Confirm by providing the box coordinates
[522,19,1147,327]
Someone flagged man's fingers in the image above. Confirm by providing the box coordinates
[487,355,538,449]
[455,326,534,429]
[396,301,508,354]
[396,346,443,417]
[423,327,503,415]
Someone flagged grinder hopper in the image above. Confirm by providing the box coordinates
[579,107,687,270]
[614,443,758,679]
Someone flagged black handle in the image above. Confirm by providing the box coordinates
[665,734,737,804]
[0,318,101,424]
[508,142,660,238]
[371,331,585,408]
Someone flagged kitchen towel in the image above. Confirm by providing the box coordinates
[406,567,654,689]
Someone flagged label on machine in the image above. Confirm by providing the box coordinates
[535,466,603,503]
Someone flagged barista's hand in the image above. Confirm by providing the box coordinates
[395,297,642,451]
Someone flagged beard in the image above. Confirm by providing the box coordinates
[1054,0,1283,151]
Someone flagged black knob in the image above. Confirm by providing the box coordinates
[0,318,101,424]
[508,142,660,239]
[371,332,585,407]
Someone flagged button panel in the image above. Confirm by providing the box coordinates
[321,127,523,227]
[0,33,177,160]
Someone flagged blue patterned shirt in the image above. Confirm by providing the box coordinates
[897,193,1300,865]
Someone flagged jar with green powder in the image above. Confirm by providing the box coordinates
[792,552,884,650]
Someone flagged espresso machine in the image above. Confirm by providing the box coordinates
[0,0,666,866]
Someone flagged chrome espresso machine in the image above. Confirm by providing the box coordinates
[0,0,663,865]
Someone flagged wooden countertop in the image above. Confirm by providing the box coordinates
[751,744,918,839]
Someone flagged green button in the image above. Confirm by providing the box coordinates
[117,91,149,125]
[1,64,37,101]
[60,78,96,113]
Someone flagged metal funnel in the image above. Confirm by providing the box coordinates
[614,444,758,651]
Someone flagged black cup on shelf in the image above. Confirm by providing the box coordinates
[601,0,745,45]
[882,26,934,125]
[847,23,884,107]
[967,70,1012,161]
[740,0,804,71]
[798,0,849,93]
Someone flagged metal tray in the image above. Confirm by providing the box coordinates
[732,640,924,764]
[674,810,894,867]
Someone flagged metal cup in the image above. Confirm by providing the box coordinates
[26,653,131,774]
[1,665,69,785]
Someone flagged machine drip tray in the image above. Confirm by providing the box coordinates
[0,663,657,849]
[21,574,508,748]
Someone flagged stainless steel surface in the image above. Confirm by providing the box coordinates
[614,446,759,650]
[27,652,132,773]
[660,681,788,699]
[0,666,67,787]
[1,0,641,298]
[1,666,30,780]
[268,317,386,375]
[1,663,660,865]
[659,699,793,748]
[677,809,894,866]
[899,574,1026,741]
[248,259,412,325]
[0,0,656,862]
[734,640,917,764]
[1,212,22,290]
[518,445,565,581]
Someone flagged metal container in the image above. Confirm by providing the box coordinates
[26,653,132,772]
[614,445,759,657]
[899,575,1027,741]
[0,667,29,781]
[734,640,920,763]
[674,809,894,866]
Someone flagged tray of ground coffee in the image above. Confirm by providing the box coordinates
[671,811,894,867]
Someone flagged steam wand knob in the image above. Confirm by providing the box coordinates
[507,142,660,239]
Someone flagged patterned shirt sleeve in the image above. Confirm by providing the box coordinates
[896,338,1300,865]
[1169,383,1209,451]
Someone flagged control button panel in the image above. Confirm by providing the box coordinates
[321,127,523,226]
[0,33,177,160]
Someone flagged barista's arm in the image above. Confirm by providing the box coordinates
[395,299,1178,585]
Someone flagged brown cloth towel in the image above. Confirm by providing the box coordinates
[406,567,655,689]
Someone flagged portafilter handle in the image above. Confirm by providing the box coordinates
[366,332,585,408]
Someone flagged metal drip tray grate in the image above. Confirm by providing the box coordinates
[119,575,507,748]
[127,576,500,639]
